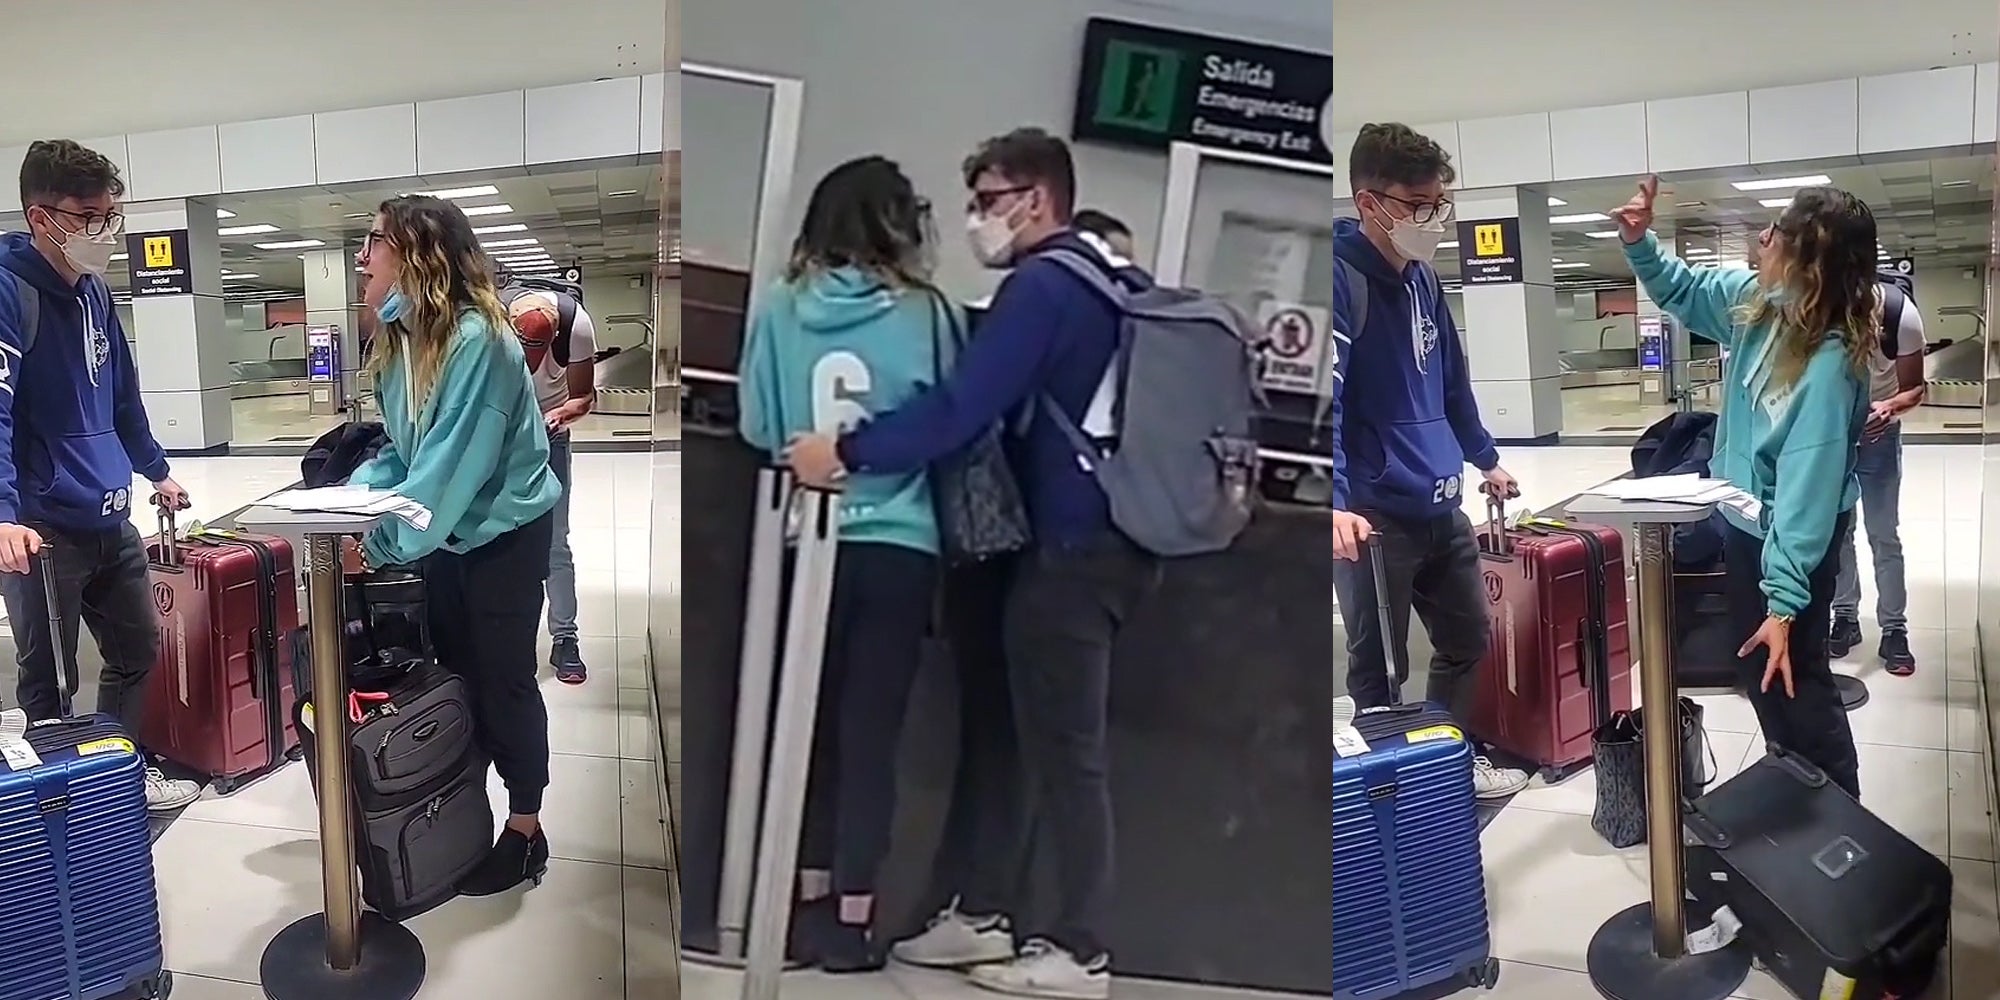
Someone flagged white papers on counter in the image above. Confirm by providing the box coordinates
[257,486,434,532]
[1581,475,1762,523]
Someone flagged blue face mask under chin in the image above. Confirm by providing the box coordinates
[377,288,409,325]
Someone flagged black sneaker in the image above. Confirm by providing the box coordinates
[1880,630,1916,677]
[458,826,551,896]
[1829,616,1862,658]
[817,919,885,974]
[551,638,588,685]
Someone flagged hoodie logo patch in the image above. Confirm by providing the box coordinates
[87,323,110,384]
[1414,314,1439,375]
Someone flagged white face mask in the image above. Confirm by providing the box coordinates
[1382,214,1449,265]
[41,212,122,278]
[38,211,122,280]
[966,211,1019,268]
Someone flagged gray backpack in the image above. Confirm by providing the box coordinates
[1031,249,1267,557]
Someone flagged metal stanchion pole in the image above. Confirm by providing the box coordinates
[261,530,426,1000]
[1634,524,1685,957]
[706,468,792,965]
[742,489,840,1000]
[1583,512,1748,1000]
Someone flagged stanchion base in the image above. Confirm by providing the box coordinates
[1835,674,1869,712]
[1587,902,1748,1000]
[260,912,426,1000]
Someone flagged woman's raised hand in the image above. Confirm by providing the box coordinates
[1612,175,1659,244]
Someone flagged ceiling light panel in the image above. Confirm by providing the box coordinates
[1731,174,1832,192]
[481,238,540,249]
[472,223,528,235]
[216,209,236,219]
[1550,213,1610,224]
[255,239,326,250]
[218,224,281,236]
[406,185,500,200]
[460,204,514,217]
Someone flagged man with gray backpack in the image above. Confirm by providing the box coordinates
[786,127,1262,999]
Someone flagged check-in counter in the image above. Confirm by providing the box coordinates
[676,265,1327,992]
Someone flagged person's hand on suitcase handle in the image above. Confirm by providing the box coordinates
[0,523,42,574]
[1479,466,1520,501]
[149,477,191,513]
[1739,613,1796,698]
[1332,509,1373,561]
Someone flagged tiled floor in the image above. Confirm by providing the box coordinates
[0,454,673,999]
[1340,444,2000,999]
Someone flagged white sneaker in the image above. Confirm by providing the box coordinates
[1472,756,1530,800]
[966,939,1110,999]
[144,768,201,813]
[890,901,1016,968]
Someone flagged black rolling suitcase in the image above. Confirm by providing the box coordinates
[295,658,494,921]
[1684,745,1950,1000]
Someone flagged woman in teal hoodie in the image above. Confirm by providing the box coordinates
[737,156,954,971]
[351,195,563,892]
[1617,177,1874,797]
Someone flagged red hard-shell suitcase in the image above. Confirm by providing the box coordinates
[1466,500,1632,782]
[139,507,301,793]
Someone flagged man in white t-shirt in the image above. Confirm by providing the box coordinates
[1828,278,1927,676]
[506,288,597,683]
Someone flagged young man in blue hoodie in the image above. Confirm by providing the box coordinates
[1331,123,1530,799]
[788,128,1143,999]
[0,140,199,811]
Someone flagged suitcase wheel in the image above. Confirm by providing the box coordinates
[212,775,243,797]
[122,970,172,999]
[287,744,306,762]
[1467,957,1500,990]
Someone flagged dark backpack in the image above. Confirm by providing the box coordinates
[500,279,585,366]
[1877,272,1914,362]
[1029,248,1266,557]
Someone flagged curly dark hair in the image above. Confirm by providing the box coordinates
[1347,123,1456,191]
[19,139,125,208]
[962,127,1076,221]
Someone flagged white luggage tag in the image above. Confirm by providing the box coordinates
[1334,725,1370,759]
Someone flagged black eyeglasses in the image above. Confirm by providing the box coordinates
[1366,190,1454,225]
[968,186,1031,214]
[36,205,124,237]
[360,229,394,255]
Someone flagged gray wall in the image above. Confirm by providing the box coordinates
[683,0,1332,299]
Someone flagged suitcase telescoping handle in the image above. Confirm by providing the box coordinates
[1483,494,1509,554]
[1363,534,1409,707]
[37,545,79,717]
[154,495,181,568]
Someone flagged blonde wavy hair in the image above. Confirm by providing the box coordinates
[364,195,510,423]
[1731,186,1882,392]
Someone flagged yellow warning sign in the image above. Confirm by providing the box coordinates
[1473,223,1506,257]
[143,236,175,268]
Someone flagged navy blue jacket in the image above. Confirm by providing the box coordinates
[1331,218,1497,519]
[836,231,1144,549]
[0,232,169,531]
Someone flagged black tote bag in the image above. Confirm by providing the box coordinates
[1591,696,1716,848]
[922,289,1031,563]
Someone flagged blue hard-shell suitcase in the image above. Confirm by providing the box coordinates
[1334,542,1498,996]
[0,719,172,1000]
[0,548,172,1000]
[1332,702,1499,999]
